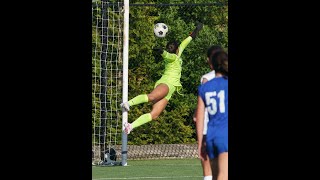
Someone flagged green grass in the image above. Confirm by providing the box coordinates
[92,159,203,180]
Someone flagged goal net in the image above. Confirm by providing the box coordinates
[92,0,126,165]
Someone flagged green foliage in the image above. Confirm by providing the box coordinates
[93,0,228,145]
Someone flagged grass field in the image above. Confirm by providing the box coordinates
[92,159,203,180]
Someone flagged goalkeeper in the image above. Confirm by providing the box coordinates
[121,23,203,134]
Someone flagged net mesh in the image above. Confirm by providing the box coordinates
[92,1,124,164]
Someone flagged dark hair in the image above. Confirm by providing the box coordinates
[207,45,223,58]
[166,40,179,53]
[210,51,228,78]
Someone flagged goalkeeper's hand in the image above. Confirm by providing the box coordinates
[190,23,203,39]
[152,47,164,54]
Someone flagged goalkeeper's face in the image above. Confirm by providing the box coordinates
[166,41,179,54]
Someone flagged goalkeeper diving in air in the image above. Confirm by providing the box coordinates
[121,23,203,134]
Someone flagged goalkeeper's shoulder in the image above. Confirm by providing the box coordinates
[161,50,168,57]
[161,50,177,60]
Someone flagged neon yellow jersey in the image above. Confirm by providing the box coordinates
[158,36,192,88]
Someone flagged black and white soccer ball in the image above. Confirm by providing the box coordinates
[154,23,168,38]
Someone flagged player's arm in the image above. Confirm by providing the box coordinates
[194,77,208,123]
[195,76,208,124]
[162,50,177,62]
[178,23,203,57]
[201,78,208,84]
[196,95,206,161]
[177,36,192,57]
[193,109,197,123]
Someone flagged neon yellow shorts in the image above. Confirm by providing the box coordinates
[154,80,177,101]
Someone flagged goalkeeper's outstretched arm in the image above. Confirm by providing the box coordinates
[153,23,203,61]
[178,23,203,57]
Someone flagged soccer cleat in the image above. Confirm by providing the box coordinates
[124,122,133,134]
[120,102,130,111]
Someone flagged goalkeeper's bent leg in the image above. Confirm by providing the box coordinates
[131,113,152,129]
[128,94,149,106]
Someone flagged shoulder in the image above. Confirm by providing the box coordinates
[198,80,213,93]
[200,71,215,83]
[207,77,228,88]
[202,78,219,89]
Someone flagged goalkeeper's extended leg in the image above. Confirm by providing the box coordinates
[121,83,169,111]
[124,98,168,134]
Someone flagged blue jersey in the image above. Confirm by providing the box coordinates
[198,76,228,158]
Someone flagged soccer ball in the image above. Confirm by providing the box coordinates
[154,23,168,38]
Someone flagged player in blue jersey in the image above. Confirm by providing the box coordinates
[196,51,228,180]
[193,45,223,180]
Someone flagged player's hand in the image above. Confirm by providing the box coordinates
[194,23,203,32]
[190,23,203,39]
[198,144,207,161]
[152,47,164,54]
